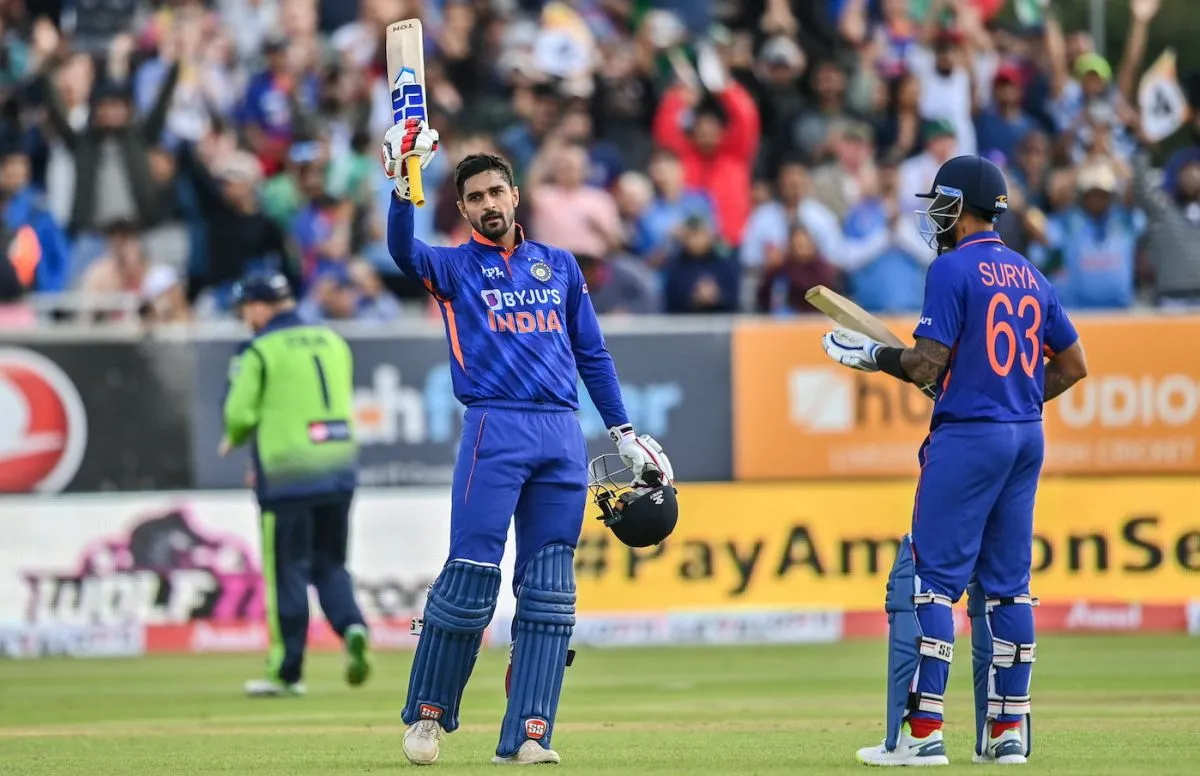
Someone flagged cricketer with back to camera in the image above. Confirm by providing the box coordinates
[821,155,1090,767]
[381,116,680,766]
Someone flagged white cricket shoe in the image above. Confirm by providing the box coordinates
[857,728,949,767]
[403,719,444,766]
[243,678,306,697]
[972,728,1027,765]
[492,740,561,765]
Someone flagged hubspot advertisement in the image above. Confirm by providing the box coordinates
[573,479,1200,612]
[732,316,1200,479]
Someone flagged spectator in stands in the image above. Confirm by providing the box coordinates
[238,32,319,177]
[636,148,719,267]
[837,154,934,313]
[741,159,841,273]
[755,223,838,316]
[1035,163,1143,309]
[1132,148,1200,308]
[528,141,622,259]
[872,72,922,162]
[663,215,739,314]
[976,63,1039,160]
[77,218,176,319]
[898,118,958,212]
[179,132,291,310]
[811,120,876,221]
[297,262,360,322]
[653,62,759,247]
[1044,9,1142,165]
[789,59,862,165]
[138,263,191,325]
[1009,129,1053,211]
[347,258,401,322]
[908,6,978,155]
[557,103,625,190]
[0,144,68,293]
[39,26,180,278]
[577,252,660,315]
[751,34,807,174]
[290,141,353,282]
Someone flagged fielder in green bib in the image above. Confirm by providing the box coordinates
[221,269,370,697]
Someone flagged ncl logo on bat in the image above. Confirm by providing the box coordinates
[392,67,426,121]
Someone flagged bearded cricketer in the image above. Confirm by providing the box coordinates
[382,117,672,766]
[821,155,1089,766]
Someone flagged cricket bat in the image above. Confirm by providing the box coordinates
[804,285,907,347]
[805,285,936,400]
[385,18,428,208]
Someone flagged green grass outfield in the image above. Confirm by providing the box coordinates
[2,635,1198,775]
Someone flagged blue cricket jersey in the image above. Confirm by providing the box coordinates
[913,231,1079,427]
[387,196,630,428]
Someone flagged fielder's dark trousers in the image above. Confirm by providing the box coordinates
[259,494,366,684]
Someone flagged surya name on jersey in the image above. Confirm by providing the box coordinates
[480,287,565,334]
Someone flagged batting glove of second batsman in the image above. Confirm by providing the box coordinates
[822,327,883,372]
[382,118,440,201]
[609,425,674,486]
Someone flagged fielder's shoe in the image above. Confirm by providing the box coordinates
[243,678,306,698]
[856,727,949,767]
[972,727,1027,765]
[403,719,444,766]
[492,740,561,765]
[343,624,371,687]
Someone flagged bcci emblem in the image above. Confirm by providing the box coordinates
[530,261,552,282]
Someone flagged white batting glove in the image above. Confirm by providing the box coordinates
[822,327,883,372]
[382,118,440,201]
[608,426,674,486]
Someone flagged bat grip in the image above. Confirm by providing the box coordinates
[405,156,425,208]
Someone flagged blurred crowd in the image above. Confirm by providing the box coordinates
[0,0,1199,328]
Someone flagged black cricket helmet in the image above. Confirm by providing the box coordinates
[231,268,292,307]
[587,445,678,548]
[915,154,1009,254]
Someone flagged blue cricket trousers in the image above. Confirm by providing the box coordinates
[911,421,1045,599]
[449,404,588,594]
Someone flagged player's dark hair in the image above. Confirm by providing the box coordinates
[455,153,515,198]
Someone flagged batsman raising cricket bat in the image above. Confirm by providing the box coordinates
[819,155,1089,766]
[380,22,679,766]
[385,19,430,208]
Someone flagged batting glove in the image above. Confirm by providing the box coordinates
[382,118,440,201]
[608,425,674,486]
[822,327,883,372]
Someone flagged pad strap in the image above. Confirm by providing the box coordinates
[988,694,1032,716]
[986,595,1039,610]
[914,592,953,607]
[991,638,1037,667]
[909,691,945,716]
[918,636,954,663]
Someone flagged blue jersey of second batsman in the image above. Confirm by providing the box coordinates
[914,231,1079,427]
[387,196,628,428]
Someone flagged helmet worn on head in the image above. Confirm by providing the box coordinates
[587,453,678,548]
[915,154,1008,254]
[231,269,292,306]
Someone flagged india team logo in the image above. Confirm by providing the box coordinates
[530,261,552,282]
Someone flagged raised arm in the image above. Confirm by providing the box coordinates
[1117,0,1160,103]
[140,61,181,142]
[387,195,460,299]
[652,85,694,157]
[714,82,761,162]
